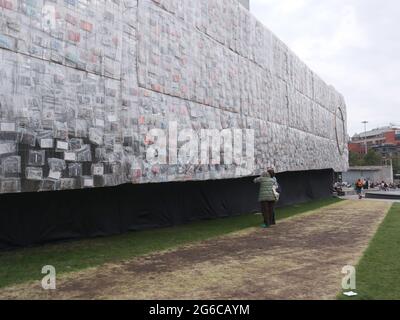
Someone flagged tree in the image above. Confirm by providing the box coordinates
[363,150,383,166]
[348,150,382,167]
[349,151,365,166]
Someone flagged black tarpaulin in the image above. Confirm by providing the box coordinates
[0,169,334,250]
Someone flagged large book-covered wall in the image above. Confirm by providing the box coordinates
[0,0,348,194]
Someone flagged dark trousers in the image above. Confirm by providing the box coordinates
[260,201,276,226]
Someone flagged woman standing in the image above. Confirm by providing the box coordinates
[254,168,280,228]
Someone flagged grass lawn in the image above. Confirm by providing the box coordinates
[340,203,400,300]
[0,197,342,289]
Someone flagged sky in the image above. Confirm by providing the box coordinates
[250,0,400,137]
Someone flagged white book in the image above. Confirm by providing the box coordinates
[48,170,61,180]
[56,141,69,150]
[64,152,77,161]
[40,139,54,149]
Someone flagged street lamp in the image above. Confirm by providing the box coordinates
[362,121,368,154]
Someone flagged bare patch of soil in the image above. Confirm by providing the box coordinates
[0,200,391,300]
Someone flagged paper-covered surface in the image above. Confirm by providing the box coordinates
[0,0,348,194]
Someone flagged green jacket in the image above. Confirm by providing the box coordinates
[254,176,277,202]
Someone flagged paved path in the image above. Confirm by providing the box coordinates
[0,200,392,300]
[341,195,400,203]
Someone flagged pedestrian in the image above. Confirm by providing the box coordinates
[269,167,281,225]
[254,167,280,229]
[355,179,364,199]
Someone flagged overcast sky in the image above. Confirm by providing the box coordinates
[250,0,399,136]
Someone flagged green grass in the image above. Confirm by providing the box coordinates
[0,197,342,289]
[340,203,400,300]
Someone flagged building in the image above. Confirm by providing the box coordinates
[238,0,250,9]
[342,166,394,184]
[349,125,400,154]
[342,166,394,185]
[0,0,348,249]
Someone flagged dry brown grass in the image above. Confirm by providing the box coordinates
[0,200,391,300]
